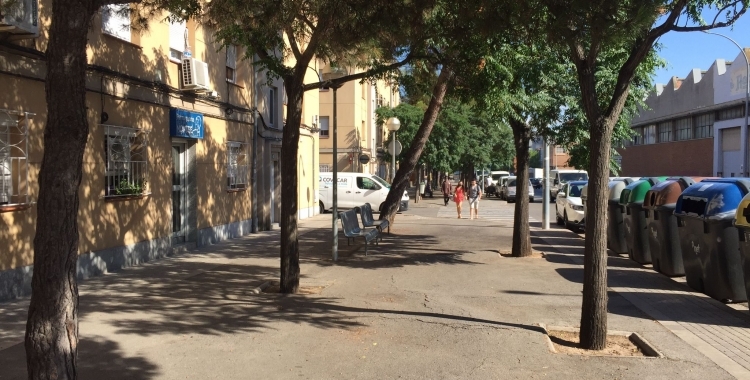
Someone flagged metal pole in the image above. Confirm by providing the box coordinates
[391,131,396,181]
[542,137,550,230]
[332,86,339,261]
[703,31,749,176]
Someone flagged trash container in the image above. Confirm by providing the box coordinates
[419,182,426,195]
[643,177,707,276]
[734,194,750,306]
[675,178,750,302]
[620,177,667,264]
[607,178,634,254]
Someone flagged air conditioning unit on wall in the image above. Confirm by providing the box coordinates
[0,0,39,39]
[181,57,210,92]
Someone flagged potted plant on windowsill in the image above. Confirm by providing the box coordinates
[115,178,147,196]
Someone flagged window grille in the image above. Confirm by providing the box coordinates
[103,125,149,197]
[643,124,656,144]
[0,110,31,206]
[555,146,565,154]
[227,141,248,189]
[718,106,745,121]
[694,113,714,138]
[319,164,330,173]
[658,121,673,142]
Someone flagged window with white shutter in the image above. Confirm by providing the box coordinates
[226,45,237,83]
[102,5,131,42]
[169,18,187,62]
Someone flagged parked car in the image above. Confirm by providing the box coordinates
[530,178,542,189]
[500,177,534,203]
[555,180,588,231]
[550,170,589,199]
[319,172,409,213]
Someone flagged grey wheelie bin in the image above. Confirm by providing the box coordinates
[643,177,707,276]
[621,177,667,264]
[733,193,750,307]
[607,178,634,254]
[675,178,750,302]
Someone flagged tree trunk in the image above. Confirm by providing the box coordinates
[380,68,453,223]
[280,74,306,294]
[25,1,97,378]
[510,120,532,257]
[578,120,615,350]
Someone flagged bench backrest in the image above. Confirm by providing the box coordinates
[358,203,376,227]
[339,210,362,236]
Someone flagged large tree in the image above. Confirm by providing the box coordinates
[23,0,142,378]
[175,0,437,293]
[532,0,748,349]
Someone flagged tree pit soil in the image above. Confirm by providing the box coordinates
[262,282,327,295]
[498,249,545,258]
[547,330,645,357]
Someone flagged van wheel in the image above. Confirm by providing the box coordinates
[319,201,326,214]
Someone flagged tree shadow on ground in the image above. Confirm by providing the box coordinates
[0,336,160,380]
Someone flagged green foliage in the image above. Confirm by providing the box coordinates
[375,101,514,174]
[114,178,147,196]
[529,149,541,168]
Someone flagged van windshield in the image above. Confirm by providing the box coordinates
[560,172,588,182]
[492,174,506,181]
[371,175,391,189]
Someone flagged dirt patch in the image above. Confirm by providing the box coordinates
[262,282,328,295]
[498,249,545,258]
[547,330,645,357]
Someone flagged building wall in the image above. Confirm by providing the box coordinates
[618,138,714,177]
[0,3,270,300]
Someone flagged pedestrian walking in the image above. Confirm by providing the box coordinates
[454,181,465,218]
[468,179,482,219]
[441,178,452,206]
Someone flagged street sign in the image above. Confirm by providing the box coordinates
[359,154,370,164]
[386,141,402,156]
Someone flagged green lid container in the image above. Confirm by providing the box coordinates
[619,177,667,205]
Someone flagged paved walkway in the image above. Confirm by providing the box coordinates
[531,217,750,379]
[0,193,748,379]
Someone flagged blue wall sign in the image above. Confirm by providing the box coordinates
[170,109,204,139]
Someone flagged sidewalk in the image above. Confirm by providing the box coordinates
[0,197,747,379]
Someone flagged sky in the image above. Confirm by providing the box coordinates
[653,12,750,85]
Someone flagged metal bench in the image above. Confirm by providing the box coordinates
[339,209,379,255]
[355,203,390,238]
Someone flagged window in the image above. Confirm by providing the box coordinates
[102,5,131,42]
[672,118,690,141]
[718,105,745,121]
[319,116,329,137]
[694,113,714,138]
[169,17,187,62]
[268,87,277,127]
[227,141,248,189]
[319,164,330,173]
[226,45,237,83]
[643,124,656,144]
[555,146,565,154]
[104,125,149,197]
[632,127,643,145]
[0,110,30,207]
[657,121,673,142]
[356,176,380,190]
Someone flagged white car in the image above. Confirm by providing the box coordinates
[555,180,587,230]
[501,176,534,203]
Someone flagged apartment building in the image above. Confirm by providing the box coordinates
[317,66,400,180]
[620,50,750,177]
[0,1,319,300]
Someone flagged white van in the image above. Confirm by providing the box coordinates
[319,172,410,213]
[550,169,588,198]
[490,171,510,186]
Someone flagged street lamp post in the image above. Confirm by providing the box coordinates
[323,67,348,261]
[703,31,749,177]
[386,117,401,182]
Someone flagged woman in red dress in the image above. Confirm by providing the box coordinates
[454,182,465,218]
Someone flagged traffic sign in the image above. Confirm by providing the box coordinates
[359,154,370,164]
[386,141,403,156]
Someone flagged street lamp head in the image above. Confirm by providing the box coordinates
[386,117,401,132]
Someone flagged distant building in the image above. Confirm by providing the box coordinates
[619,50,750,177]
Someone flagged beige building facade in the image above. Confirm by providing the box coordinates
[0,2,319,300]
[317,65,400,180]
